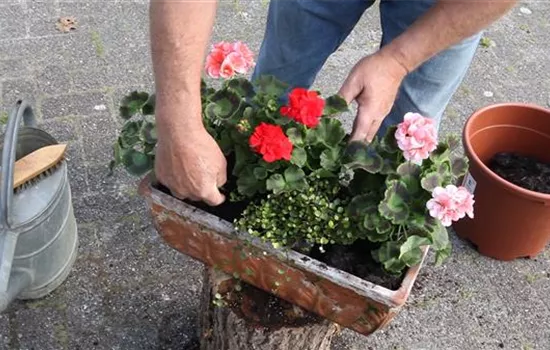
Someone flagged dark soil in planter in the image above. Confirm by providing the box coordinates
[489,152,550,194]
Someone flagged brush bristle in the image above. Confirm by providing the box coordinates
[14,158,65,194]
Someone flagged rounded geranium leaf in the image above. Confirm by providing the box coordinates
[290,147,307,167]
[399,235,430,267]
[122,149,153,176]
[323,94,349,115]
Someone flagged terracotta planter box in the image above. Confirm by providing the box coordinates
[138,174,428,337]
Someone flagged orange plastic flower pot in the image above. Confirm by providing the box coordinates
[453,103,550,260]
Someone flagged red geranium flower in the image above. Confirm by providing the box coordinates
[280,88,325,128]
[249,123,293,163]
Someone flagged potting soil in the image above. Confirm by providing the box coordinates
[489,152,550,194]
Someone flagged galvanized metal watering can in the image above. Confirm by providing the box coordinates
[0,100,78,312]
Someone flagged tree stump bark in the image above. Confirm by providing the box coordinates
[198,268,339,350]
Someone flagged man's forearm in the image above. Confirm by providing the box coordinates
[381,0,518,73]
[149,0,217,130]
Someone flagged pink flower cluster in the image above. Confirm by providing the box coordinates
[205,41,255,79]
[395,112,438,164]
[426,185,475,227]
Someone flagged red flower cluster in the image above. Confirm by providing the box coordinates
[249,123,293,163]
[280,88,325,128]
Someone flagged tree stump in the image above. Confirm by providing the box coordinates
[198,268,339,350]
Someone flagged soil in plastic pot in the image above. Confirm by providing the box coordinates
[489,152,550,194]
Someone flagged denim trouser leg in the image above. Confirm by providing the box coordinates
[251,0,374,88]
[377,0,483,136]
[252,0,483,136]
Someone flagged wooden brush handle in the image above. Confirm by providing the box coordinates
[13,144,67,188]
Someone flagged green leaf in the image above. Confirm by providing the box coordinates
[343,141,383,173]
[266,174,286,194]
[253,75,289,96]
[429,144,451,164]
[238,167,265,197]
[323,94,349,115]
[139,119,157,144]
[397,162,421,177]
[233,144,253,176]
[434,244,452,266]
[253,167,268,180]
[260,159,282,172]
[380,158,398,175]
[451,155,468,179]
[376,242,406,274]
[310,168,337,179]
[347,194,377,218]
[290,147,307,167]
[420,171,444,192]
[286,128,303,146]
[218,129,234,155]
[396,162,421,194]
[315,117,346,147]
[348,170,385,195]
[429,221,449,251]
[445,134,460,151]
[226,77,255,98]
[121,149,153,176]
[204,89,243,121]
[120,91,150,119]
[375,219,392,234]
[379,125,399,154]
[112,139,123,164]
[362,205,380,231]
[120,120,142,148]
[320,148,341,171]
[243,106,254,120]
[284,166,308,191]
[141,94,156,115]
[378,180,410,224]
[399,235,430,266]
[366,229,392,243]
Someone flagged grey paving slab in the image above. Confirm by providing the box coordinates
[78,114,117,164]
[40,91,110,119]
[0,0,549,349]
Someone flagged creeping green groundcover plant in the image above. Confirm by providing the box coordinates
[110,41,475,275]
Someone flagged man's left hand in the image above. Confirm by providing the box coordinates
[338,51,409,143]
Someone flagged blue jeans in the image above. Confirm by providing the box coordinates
[251,0,482,137]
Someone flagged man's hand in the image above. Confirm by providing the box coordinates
[155,118,227,206]
[338,52,408,143]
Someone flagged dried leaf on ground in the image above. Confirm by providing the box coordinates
[56,16,78,33]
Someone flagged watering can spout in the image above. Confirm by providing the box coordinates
[0,231,32,313]
[0,269,32,313]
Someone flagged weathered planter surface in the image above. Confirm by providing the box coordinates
[139,174,428,337]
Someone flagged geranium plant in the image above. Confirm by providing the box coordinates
[110,40,474,275]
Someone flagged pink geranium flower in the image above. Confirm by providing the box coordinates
[426,185,475,227]
[395,112,438,164]
[205,41,255,79]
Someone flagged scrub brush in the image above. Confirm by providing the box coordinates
[13,144,67,193]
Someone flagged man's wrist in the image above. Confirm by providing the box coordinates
[376,47,410,80]
[155,92,205,134]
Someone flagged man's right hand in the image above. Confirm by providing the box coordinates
[155,121,227,206]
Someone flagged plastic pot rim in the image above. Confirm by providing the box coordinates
[462,102,550,205]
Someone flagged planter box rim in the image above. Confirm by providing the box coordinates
[138,173,427,309]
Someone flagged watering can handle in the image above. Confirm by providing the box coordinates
[0,100,37,229]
